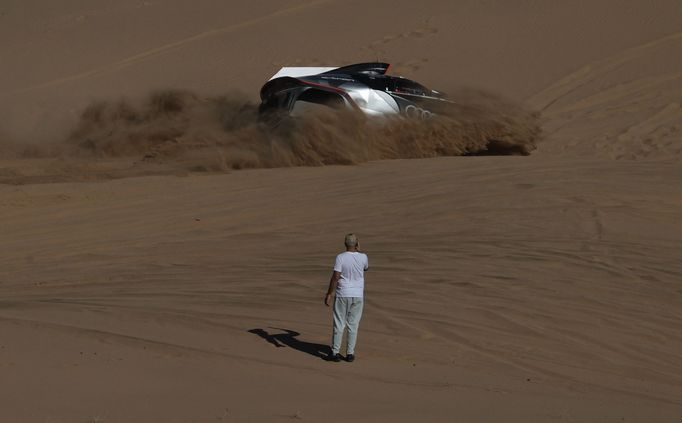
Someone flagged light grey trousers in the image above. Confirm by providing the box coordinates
[331,296,364,355]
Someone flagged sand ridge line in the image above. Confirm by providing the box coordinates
[3,0,336,98]
[0,314,458,389]
[528,31,682,112]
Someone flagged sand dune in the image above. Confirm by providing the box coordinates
[2,158,681,421]
[1,1,681,422]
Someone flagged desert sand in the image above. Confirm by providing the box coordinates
[1,1,681,422]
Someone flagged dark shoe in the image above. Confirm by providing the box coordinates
[328,353,342,362]
[346,354,355,362]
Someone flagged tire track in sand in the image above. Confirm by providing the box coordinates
[365,299,682,406]
[528,31,682,112]
[4,0,335,97]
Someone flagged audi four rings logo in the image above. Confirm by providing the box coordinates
[405,105,435,120]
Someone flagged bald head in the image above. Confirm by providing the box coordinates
[344,233,358,249]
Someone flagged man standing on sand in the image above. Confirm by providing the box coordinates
[324,233,369,362]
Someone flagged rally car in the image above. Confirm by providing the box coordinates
[258,62,452,120]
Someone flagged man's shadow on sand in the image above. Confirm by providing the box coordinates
[248,328,330,360]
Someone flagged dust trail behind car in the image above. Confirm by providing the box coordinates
[0,88,540,184]
[67,89,541,165]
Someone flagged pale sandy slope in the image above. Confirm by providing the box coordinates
[1,158,681,422]
[1,1,682,422]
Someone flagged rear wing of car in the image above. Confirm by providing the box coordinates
[268,67,338,80]
[267,63,392,81]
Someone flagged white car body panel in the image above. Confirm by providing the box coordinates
[269,67,339,80]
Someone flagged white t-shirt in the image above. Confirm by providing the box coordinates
[334,251,369,298]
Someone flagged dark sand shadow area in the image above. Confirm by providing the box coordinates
[249,328,330,360]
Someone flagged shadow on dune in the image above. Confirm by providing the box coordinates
[248,328,330,360]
